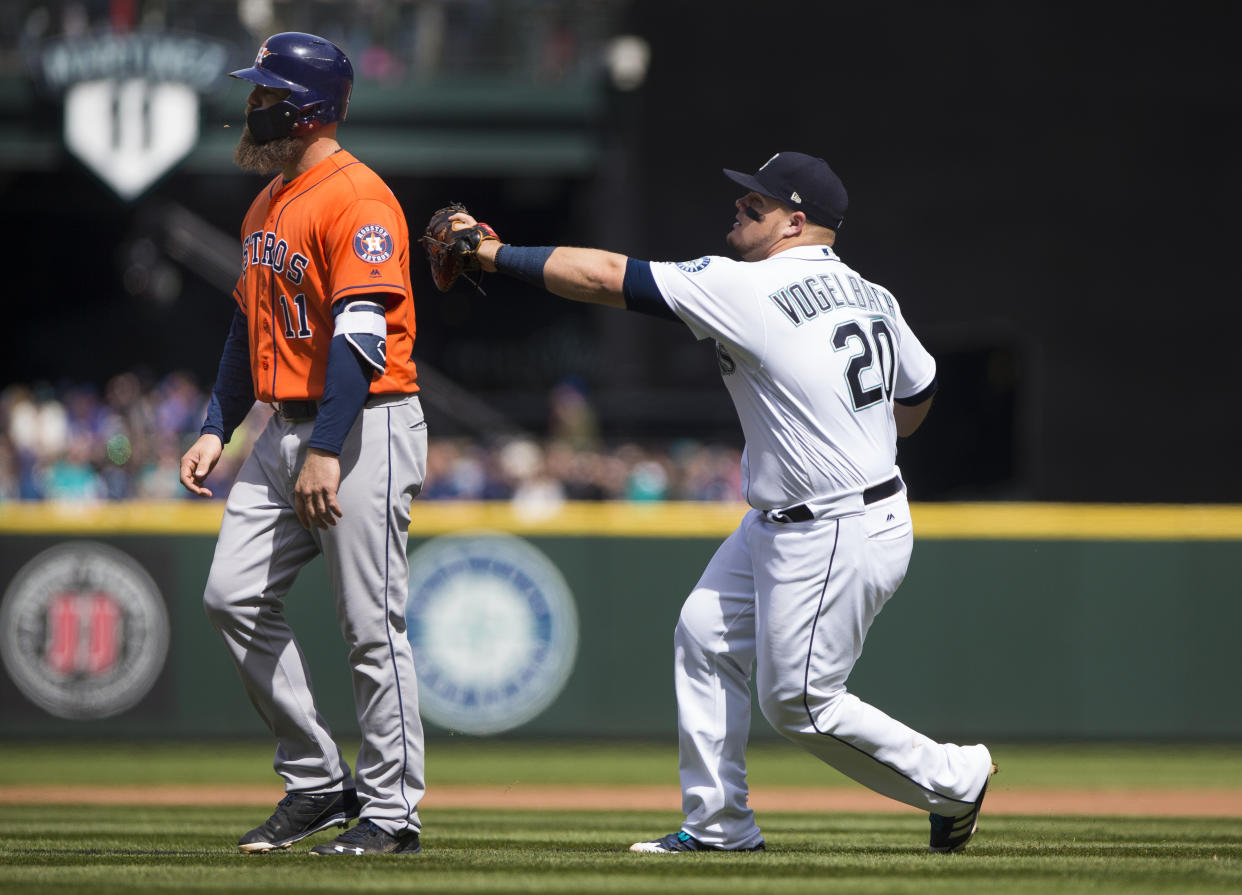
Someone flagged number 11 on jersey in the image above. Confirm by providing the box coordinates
[278,293,312,339]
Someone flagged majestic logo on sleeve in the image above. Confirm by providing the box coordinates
[405,533,578,735]
[0,543,170,720]
[675,256,712,273]
[354,225,394,263]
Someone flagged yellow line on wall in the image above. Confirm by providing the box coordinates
[909,502,1242,540]
[2,500,1241,540]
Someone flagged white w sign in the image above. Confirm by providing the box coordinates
[64,78,199,200]
[35,32,229,202]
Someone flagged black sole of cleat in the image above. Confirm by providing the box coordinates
[238,816,352,854]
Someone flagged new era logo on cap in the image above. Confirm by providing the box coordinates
[723,151,847,230]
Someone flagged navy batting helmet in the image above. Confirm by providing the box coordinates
[231,32,353,143]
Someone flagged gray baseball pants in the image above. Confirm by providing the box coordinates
[203,394,427,836]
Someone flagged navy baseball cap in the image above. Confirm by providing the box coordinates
[723,151,848,230]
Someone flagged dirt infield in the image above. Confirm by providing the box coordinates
[5,783,1239,817]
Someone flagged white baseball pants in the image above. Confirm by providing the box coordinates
[674,491,992,849]
[203,395,427,836]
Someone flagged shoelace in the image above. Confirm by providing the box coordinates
[337,819,382,843]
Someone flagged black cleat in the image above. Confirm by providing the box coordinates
[929,762,997,853]
[629,830,766,853]
[310,819,422,855]
[238,789,360,854]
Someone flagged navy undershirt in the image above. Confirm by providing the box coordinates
[201,308,254,443]
[307,334,373,455]
[201,298,383,455]
[896,376,938,406]
[621,258,679,321]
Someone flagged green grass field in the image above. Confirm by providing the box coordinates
[1,741,1240,894]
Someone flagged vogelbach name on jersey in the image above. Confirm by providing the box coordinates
[768,271,896,327]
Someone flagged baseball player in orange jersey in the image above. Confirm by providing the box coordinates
[179,33,426,856]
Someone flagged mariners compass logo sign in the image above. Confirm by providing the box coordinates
[405,533,579,735]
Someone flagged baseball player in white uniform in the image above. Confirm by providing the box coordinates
[446,150,995,854]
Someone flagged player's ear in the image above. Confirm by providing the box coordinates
[786,210,807,237]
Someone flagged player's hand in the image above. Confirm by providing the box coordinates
[446,209,501,273]
[294,448,344,530]
[179,433,224,498]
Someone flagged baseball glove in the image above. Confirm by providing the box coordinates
[420,203,499,292]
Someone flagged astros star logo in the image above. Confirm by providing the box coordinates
[353,224,393,263]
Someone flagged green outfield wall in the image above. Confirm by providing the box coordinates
[1,501,1239,741]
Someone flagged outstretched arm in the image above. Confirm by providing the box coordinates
[435,209,678,322]
[462,214,628,308]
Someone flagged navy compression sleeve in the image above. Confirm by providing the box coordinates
[622,259,679,321]
[307,334,373,455]
[201,308,255,443]
[493,245,555,289]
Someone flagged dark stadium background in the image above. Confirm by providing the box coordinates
[4,0,1236,503]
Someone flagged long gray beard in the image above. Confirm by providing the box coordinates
[233,129,303,174]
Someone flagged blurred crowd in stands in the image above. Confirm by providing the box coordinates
[0,374,744,504]
[6,0,623,85]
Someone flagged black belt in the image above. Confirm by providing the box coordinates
[770,476,903,523]
[863,475,903,505]
[276,394,411,422]
[276,400,318,422]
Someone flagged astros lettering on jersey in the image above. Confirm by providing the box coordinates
[235,149,417,401]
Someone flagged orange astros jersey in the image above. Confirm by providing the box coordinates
[234,150,417,402]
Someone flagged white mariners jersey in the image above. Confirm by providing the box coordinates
[640,245,936,510]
